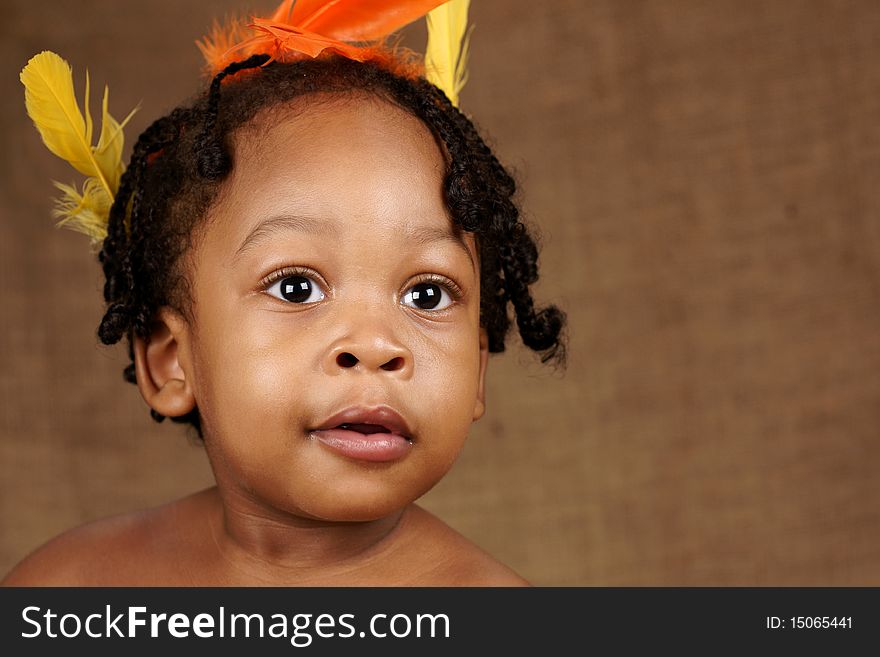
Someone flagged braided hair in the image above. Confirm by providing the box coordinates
[98,54,567,438]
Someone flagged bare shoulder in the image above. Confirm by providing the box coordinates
[1,489,211,586]
[402,505,531,587]
[1,511,151,586]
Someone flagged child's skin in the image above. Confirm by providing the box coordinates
[2,92,528,586]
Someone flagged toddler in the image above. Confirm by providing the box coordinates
[4,0,565,586]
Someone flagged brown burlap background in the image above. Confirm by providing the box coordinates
[2,1,878,585]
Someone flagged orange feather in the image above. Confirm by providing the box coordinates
[198,0,450,76]
[286,0,449,41]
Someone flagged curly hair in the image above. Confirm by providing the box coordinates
[97,54,566,438]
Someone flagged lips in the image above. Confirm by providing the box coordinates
[310,406,414,463]
[313,406,413,439]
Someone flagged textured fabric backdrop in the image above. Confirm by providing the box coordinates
[2,0,878,585]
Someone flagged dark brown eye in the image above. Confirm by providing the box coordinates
[267,275,325,304]
[402,282,451,310]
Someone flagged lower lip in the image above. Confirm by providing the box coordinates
[311,428,413,462]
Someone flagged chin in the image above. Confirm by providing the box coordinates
[296,476,434,523]
[304,497,410,523]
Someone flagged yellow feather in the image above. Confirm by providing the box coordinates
[21,52,112,195]
[20,51,136,240]
[83,70,93,146]
[52,178,112,244]
[425,0,472,107]
[97,85,139,193]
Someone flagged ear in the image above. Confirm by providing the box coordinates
[132,307,196,418]
[473,327,489,422]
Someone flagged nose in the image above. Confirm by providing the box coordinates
[324,324,414,378]
[335,350,406,372]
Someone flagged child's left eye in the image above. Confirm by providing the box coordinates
[401,282,454,311]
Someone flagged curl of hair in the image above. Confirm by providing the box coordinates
[97,55,567,439]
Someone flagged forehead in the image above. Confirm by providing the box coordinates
[242,91,444,164]
[201,92,475,261]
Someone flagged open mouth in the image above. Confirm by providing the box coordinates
[335,423,395,435]
[311,426,413,462]
[310,406,415,462]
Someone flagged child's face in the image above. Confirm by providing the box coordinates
[159,94,487,521]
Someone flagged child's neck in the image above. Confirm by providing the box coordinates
[205,485,408,582]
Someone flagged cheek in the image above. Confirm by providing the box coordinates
[415,327,482,440]
[429,307,482,398]
[190,306,311,439]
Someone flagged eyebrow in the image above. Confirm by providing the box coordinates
[234,213,477,272]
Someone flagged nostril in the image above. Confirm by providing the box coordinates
[337,352,358,368]
[381,356,404,371]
